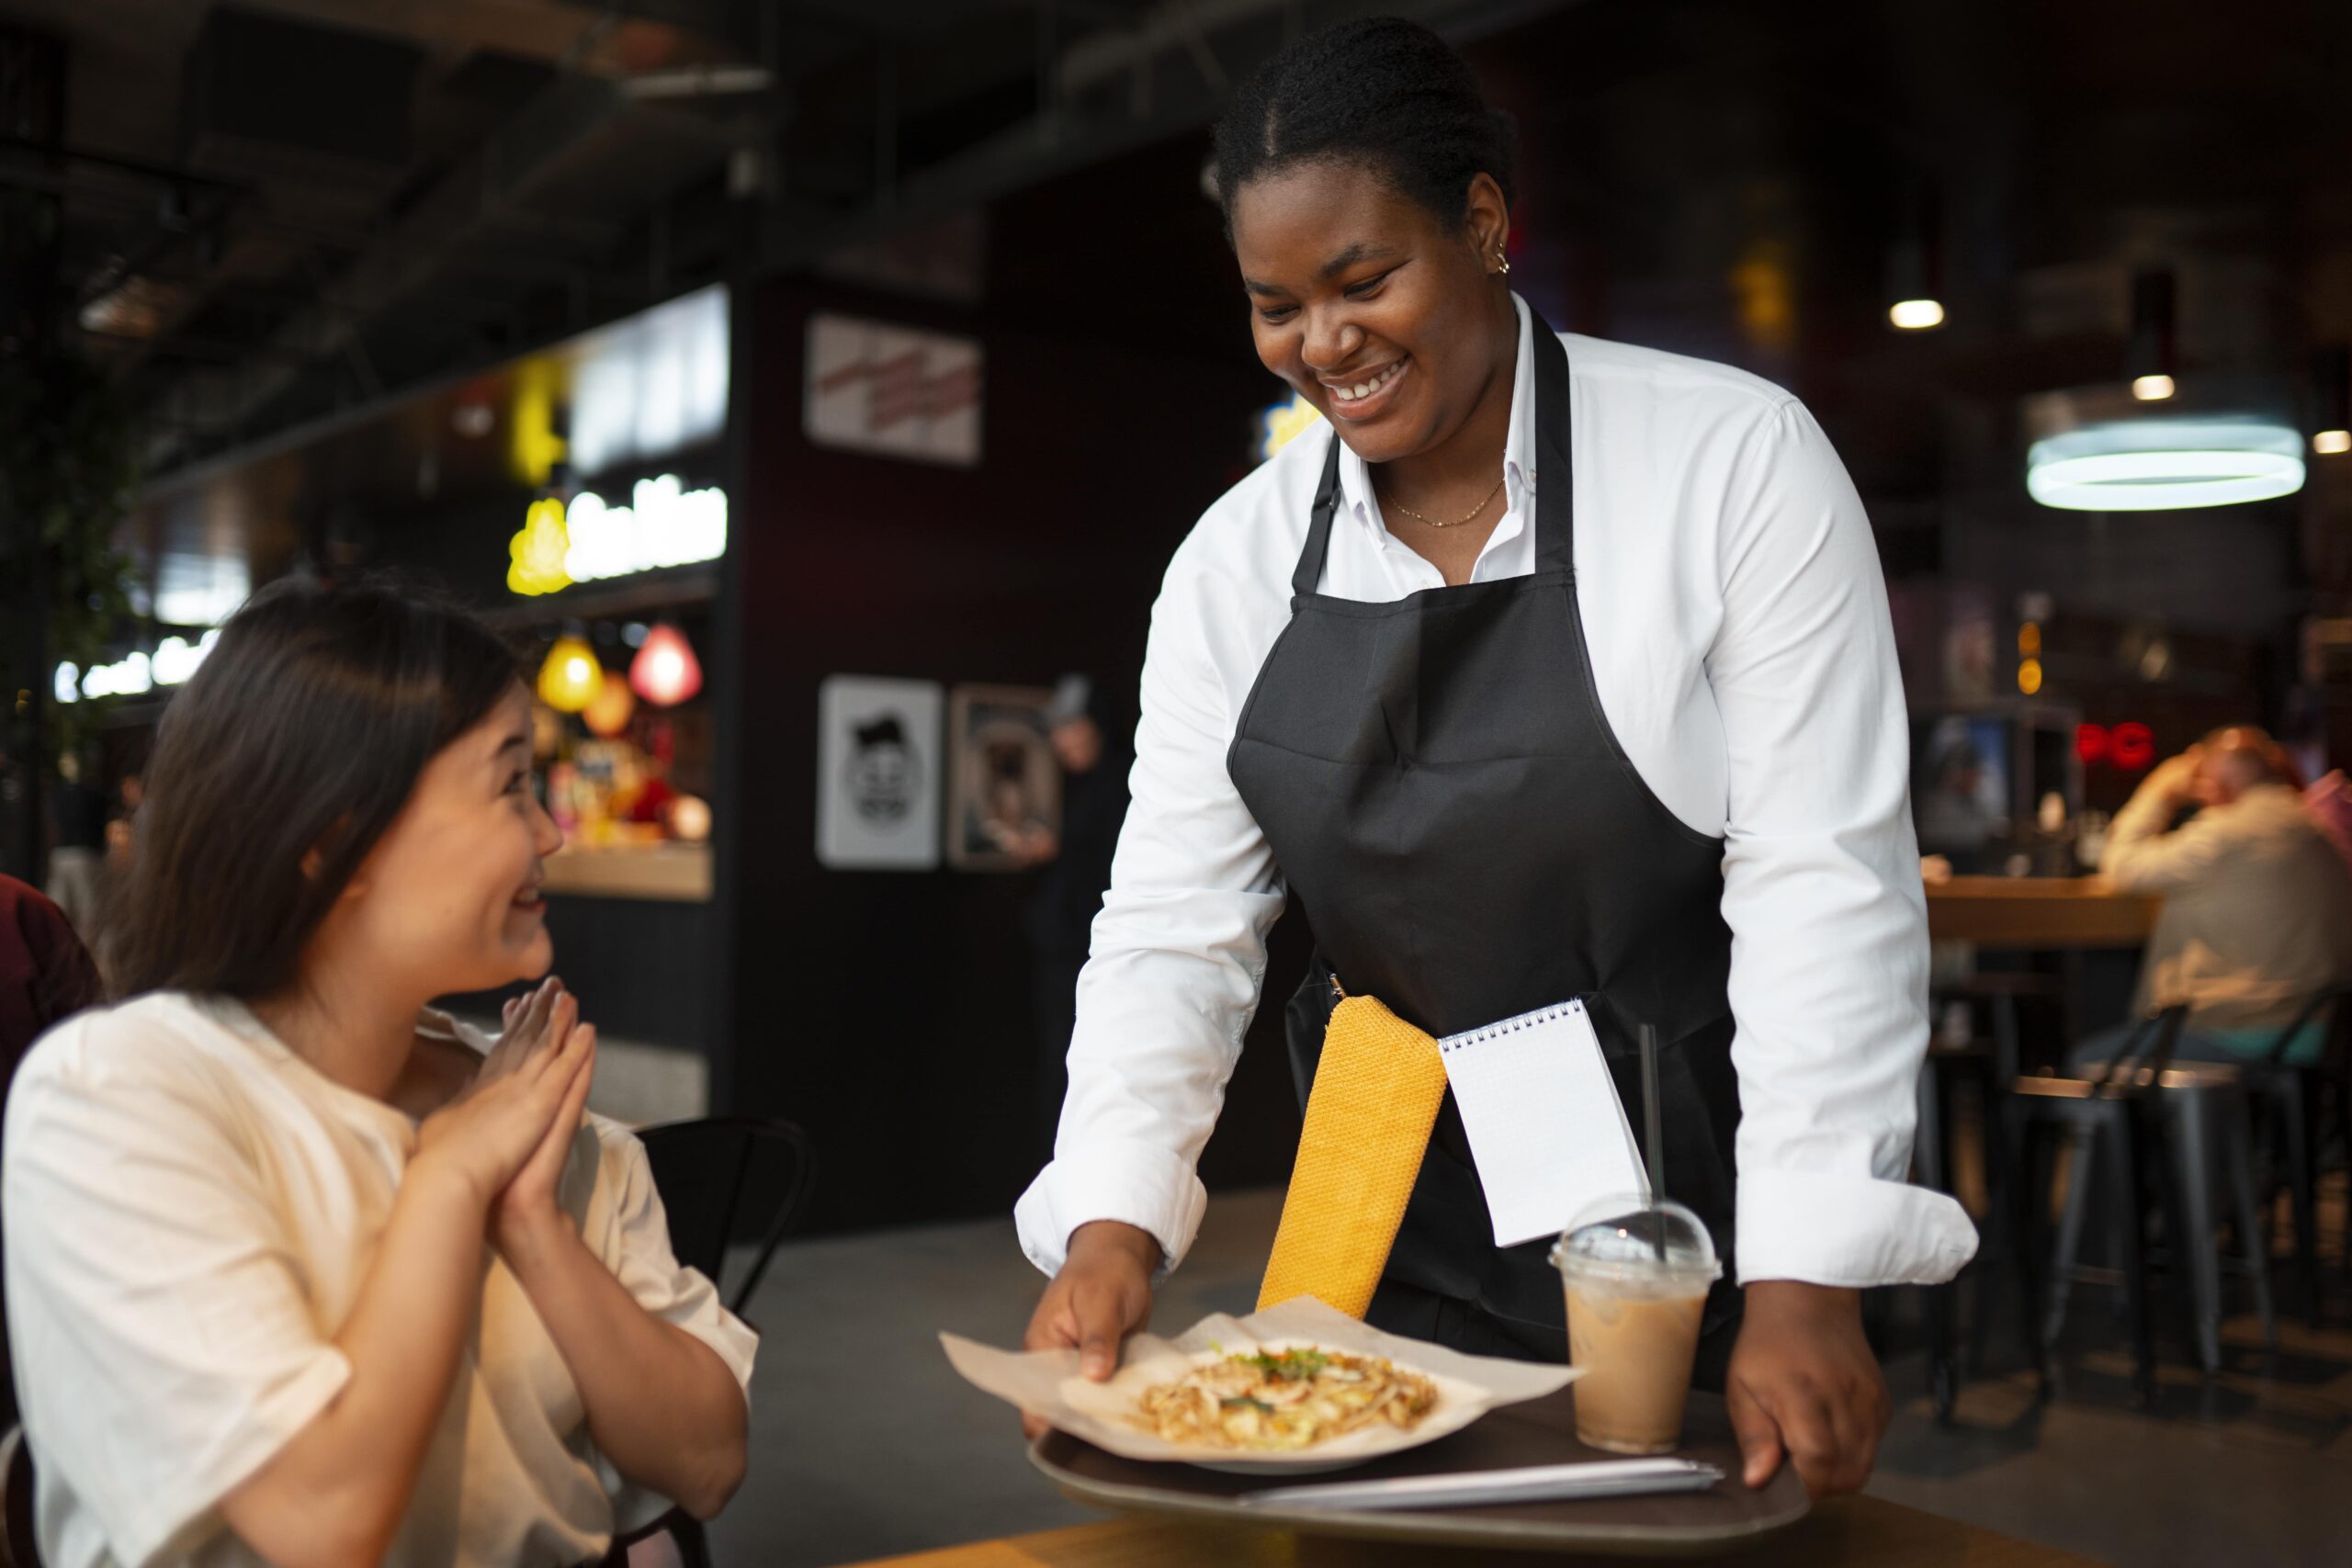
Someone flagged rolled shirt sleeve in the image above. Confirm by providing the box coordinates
[1708,400,1977,1287]
[1013,526,1287,1280]
[2,1040,353,1568]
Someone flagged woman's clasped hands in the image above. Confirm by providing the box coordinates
[414,977,599,1243]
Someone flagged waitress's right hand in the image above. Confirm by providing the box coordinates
[413,981,593,1213]
[1020,1220,1159,1440]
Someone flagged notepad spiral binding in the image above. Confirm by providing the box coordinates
[1440,998,1588,1054]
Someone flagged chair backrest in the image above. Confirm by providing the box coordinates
[2,1426,38,1568]
[2093,1005,2190,1097]
[634,1118,815,1317]
[2265,984,2352,1068]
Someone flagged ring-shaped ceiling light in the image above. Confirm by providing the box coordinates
[2026,419,2305,511]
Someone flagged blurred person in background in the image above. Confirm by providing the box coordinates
[1914,734,2000,874]
[1025,676,1132,1150]
[2090,725,2352,1066]
[0,872,103,1434]
[3,580,752,1568]
[43,749,110,942]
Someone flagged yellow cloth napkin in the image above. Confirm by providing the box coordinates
[1257,988,1450,1319]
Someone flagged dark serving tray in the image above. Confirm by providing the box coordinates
[1030,1388,1809,1557]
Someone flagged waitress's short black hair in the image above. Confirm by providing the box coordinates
[1212,17,1517,235]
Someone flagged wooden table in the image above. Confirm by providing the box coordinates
[829,1498,2103,1566]
[1926,876,2158,949]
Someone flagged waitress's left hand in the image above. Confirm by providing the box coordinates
[1724,1281,1888,1497]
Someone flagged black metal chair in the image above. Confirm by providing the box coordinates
[605,1117,815,1568]
[2237,985,2352,1325]
[2007,1006,2188,1402]
[634,1117,816,1319]
[2,1426,37,1568]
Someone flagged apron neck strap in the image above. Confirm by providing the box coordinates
[1295,428,1346,598]
[1291,301,1577,599]
[1525,306,1576,576]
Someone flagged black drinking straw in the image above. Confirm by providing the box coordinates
[1638,1023,1666,1261]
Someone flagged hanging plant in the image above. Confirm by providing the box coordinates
[0,348,141,762]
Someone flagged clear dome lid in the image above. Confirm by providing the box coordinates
[1548,1194,1722,1294]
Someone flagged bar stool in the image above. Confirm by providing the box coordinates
[1916,1036,2010,1420]
[2130,1058,2278,1370]
[1921,971,2063,1404]
[2237,985,2352,1325]
[2007,1008,2184,1402]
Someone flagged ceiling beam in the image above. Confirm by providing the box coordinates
[761,0,1577,272]
[145,72,637,466]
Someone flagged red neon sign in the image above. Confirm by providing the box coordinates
[2075,724,2109,765]
[2110,722,2155,771]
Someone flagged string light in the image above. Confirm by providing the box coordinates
[537,636,604,713]
[628,624,703,707]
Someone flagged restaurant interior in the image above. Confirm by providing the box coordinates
[3,2,2349,1565]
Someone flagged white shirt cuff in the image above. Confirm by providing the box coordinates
[1014,1142,1207,1281]
[1735,1169,1978,1287]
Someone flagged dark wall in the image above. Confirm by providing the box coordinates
[728,136,1310,1235]
[445,894,719,1051]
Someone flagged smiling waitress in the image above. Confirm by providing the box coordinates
[1015,17,1974,1497]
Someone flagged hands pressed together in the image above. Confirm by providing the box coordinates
[413,976,598,1247]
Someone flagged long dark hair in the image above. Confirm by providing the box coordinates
[1212,17,1518,234]
[105,577,521,999]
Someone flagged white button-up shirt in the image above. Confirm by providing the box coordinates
[1016,295,1977,1291]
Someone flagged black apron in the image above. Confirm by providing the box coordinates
[1227,311,1744,1371]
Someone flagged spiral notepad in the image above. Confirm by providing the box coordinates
[1439,999,1650,1247]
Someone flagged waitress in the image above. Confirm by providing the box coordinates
[1016,17,1973,1498]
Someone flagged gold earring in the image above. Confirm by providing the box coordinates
[1494,254,1511,276]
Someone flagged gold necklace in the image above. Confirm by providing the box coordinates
[1377,469,1508,528]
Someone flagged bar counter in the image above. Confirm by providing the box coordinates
[1925,874,2158,948]
[541,841,714,902]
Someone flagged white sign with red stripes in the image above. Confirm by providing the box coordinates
[804,313,983,467]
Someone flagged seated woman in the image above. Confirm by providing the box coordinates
[2,580,754,1568]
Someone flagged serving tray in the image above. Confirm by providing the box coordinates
[1030,1388,1808,1557]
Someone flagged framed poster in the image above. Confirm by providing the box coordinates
[817,675,944,870]
[804,313,983,467]
[946,684,1062,872]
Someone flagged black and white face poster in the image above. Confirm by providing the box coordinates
[817,675,944,870]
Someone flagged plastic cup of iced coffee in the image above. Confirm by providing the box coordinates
[1550,1195,1722,1455]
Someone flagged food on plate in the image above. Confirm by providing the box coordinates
[1132,1345,1439,1451]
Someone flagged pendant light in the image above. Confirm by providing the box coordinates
[537,634,604,713]
[582,671,637,737]
[2312,345,2350,456]
[1884,180,1945,332]
[2026,418,2304,511]
[2127,269,2177,401]
[628,623,703,706]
